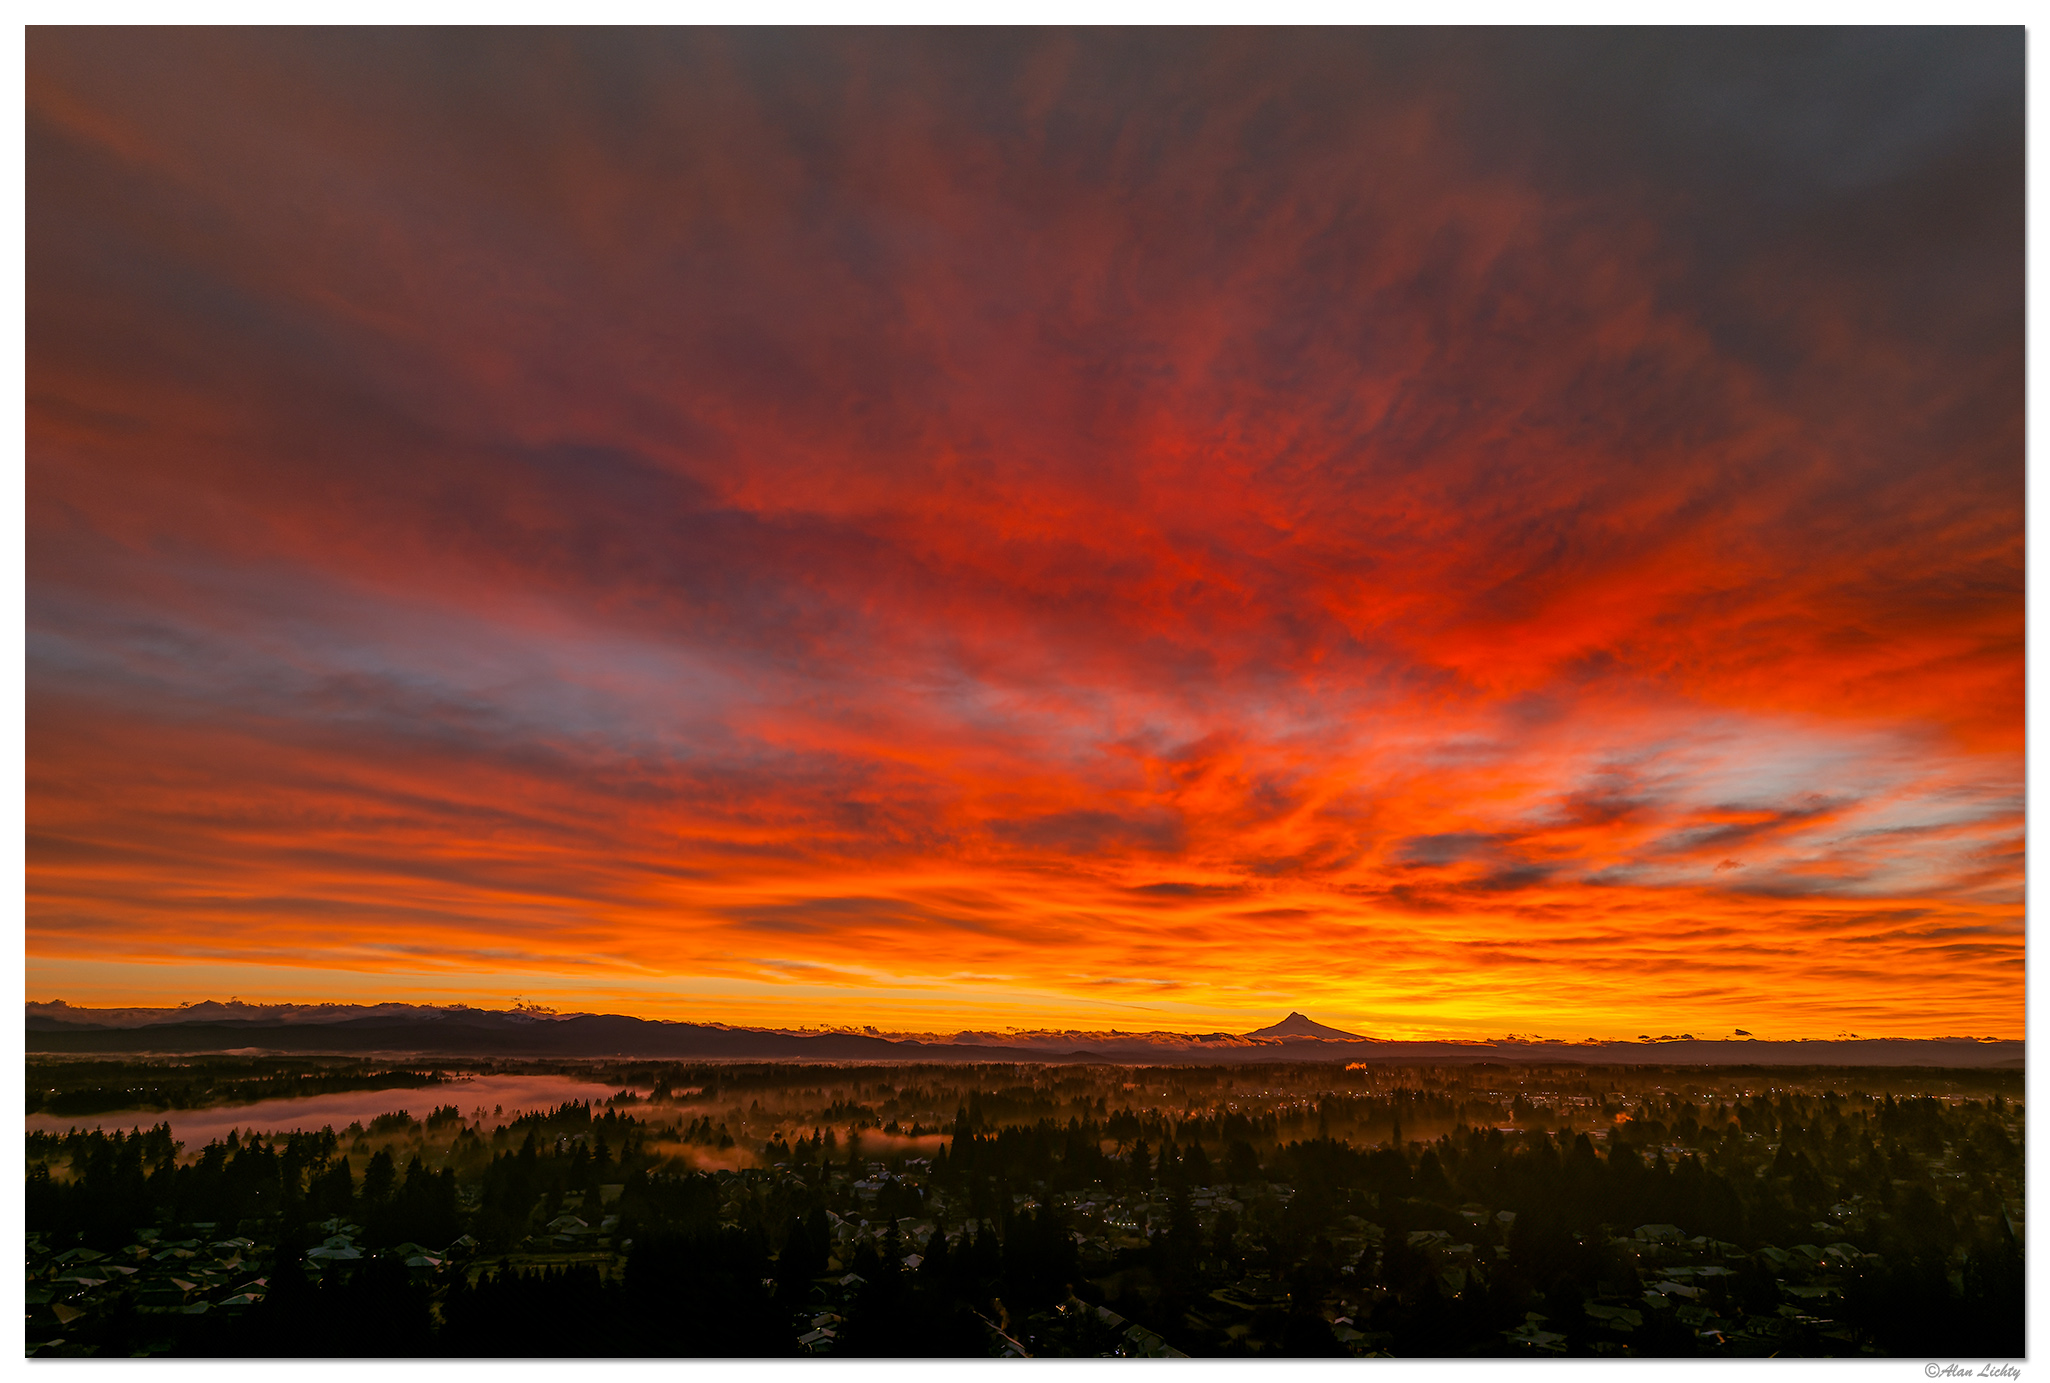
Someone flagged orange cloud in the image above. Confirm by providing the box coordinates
[27,31,2022,1038]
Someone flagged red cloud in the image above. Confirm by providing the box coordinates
[27,31,2022,1037]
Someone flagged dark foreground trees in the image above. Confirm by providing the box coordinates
[25,1074,2026,1358]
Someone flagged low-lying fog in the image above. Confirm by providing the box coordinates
[24,1072,637,1147]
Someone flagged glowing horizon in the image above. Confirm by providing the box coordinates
[27,31,2023,1040]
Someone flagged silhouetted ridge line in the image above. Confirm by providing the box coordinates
[22,1003,2022,1066]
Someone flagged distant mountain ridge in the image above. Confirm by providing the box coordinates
[26,999,531,1029]
[24,1001,2022,1067]
[1244,1011,1363,1040]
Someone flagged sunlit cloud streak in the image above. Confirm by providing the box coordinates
[27,30,2022,1036]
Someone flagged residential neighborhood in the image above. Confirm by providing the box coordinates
[25,1058,2025,1356]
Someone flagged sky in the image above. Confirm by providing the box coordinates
[26,29,2024,1039]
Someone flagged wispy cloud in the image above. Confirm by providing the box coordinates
[26,30,2021,1037]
